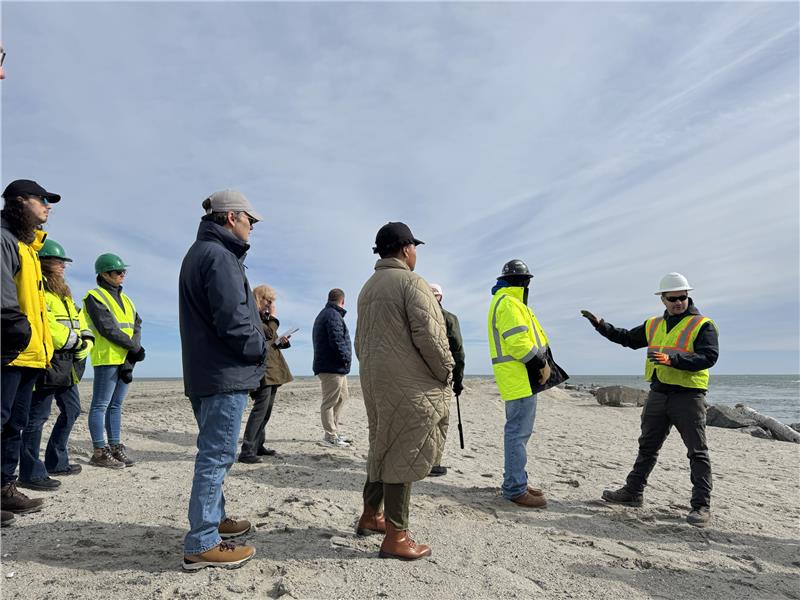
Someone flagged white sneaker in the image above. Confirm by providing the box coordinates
[323,434,350,448]
[337,433,353,444]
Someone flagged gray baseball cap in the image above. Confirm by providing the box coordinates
[205,189,264,222]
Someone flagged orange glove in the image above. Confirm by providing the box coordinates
[647,351,672,366]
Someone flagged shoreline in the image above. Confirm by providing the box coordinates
[1,377,798,599]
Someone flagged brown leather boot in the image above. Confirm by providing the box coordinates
[510,491,547,509]
[378,522,431,561]
[356,504,386,536]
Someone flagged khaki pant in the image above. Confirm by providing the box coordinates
[318,373,348,437]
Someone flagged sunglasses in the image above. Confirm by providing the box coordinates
[664,294,688,303]
[110,270,127,276]
[0,49,5,68]
[27,195,49,206]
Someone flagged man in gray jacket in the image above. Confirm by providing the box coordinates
[179,190,267,571]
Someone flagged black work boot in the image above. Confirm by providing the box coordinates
[1,482,44,514]
[687,506,711,528]
[601,486,643,507]
[1,510,16,527]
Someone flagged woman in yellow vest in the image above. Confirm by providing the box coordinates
[83,253,144,469]
[19,239,93,491]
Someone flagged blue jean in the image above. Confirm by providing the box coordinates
[184,390,248,555]
[88,365,129,448]
[1,366,40,486]
[20,385,81,481]
[502,394,538,500]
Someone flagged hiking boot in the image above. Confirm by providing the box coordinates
[182,542,255,571]
[378,522,431,561]
[428,465,447,477]
[218,517,252,539]
[510,491,548,509]
[323,434,350,448]
[48,464,82,476]
[687,506,711,528]
[109,444,135,466]
[356,504,386,536]
[89,447,125,469]
[237,455,262,464]
[527,485,544,497]
[18,477,61,491]
[1,482,44,514]
[1,510,15,527]
[256,446,276,456]
[601,487,643,507]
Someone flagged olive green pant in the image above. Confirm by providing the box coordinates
[363,478,411,530]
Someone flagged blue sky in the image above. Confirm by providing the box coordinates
[2,2,798,378]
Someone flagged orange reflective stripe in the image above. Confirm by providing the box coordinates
[676,316,704,350]
[647,318,663,342]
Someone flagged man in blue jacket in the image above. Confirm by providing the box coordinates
[179,189,267,571]
[312,288,352,448]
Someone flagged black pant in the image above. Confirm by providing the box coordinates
[240,384,278,457]
[1,366,41,486]
[625,389,712,509]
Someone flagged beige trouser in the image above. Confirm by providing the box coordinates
[318,373,348,437]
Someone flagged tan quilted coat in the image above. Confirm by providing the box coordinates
[355,257,454,484]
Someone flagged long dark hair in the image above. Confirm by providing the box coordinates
[1,197,40,244]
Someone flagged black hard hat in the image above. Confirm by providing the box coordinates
[498,259,533,279]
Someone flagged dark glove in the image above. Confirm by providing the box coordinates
[453,381,464,396]
[118,362,134,384]
[580,310,603,328]
[75,338,89,353]
[133,346,146,362]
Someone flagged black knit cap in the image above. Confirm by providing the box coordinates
[2,179,61,203]
[372,222,424,254]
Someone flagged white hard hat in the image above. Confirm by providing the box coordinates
[655,272,693,295]
[430,283,443,300]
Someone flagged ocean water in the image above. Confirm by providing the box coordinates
[565,374,800,424]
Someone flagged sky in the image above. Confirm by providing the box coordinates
[2,1,798,378]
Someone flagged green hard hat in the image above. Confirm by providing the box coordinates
[38,238,73,262]
[94,253,129,274]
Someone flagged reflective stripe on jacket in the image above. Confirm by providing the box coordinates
[43,290,92,386]
[645,315,715,389]
[487,286,549,401]
[83,287,136,366]
[7,230,54,368]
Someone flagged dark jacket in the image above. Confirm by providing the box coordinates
[312,302,352,375]
[259,315,293,387]
[178,220,267,397]
[595,299,719,393]
[440,305,465,394]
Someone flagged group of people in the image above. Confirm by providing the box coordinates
[1,181,720,571]
[1,179,147,529]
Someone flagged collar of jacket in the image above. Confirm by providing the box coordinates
[326,301,346,317]
[32,229,47,251]
[492,285,525,303]
[196,220,250,259]
[98,277,123,296]
[374,257,409,271]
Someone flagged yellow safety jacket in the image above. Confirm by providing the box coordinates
[8,230,54,369]
[83,287,136,366]
[488,287,550,401]
[43,289,93,386]
[645,315,716,389]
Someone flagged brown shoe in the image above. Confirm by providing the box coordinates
[356,504,386,536]
[1,482,44,514]
[1,510,15,527]
[218,517,251,539]
[89,447,125,470]
[182,541,255,571]
[510,491,547,509]
[378,522,432,561]
[109,443,135,466]
[527,485,544,497]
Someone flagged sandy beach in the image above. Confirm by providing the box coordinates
[1,377,798,600]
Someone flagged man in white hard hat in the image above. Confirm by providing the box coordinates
[580,273,719,528]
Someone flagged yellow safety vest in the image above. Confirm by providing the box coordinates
[644,315,715,389]
[8,230,54,369]
[83,287,136,366]
[487,287,550,401]
[44,290,89,350]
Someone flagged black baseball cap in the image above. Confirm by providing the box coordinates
[2,179,61,203]
[372,222,425,254]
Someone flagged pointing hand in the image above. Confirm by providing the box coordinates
[580,310,602,328]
